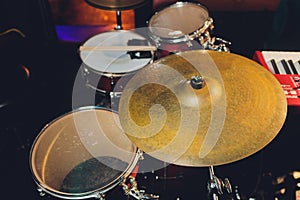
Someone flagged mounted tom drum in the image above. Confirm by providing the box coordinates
[79,30,154,95]
[148,1,214,58]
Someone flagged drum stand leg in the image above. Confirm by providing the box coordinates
[109,76,115,108]
[122,175,159,199]
[207,166,233,200]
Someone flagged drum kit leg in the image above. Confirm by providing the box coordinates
[121,174,159,199]
[29,1,288,200]
[207,166,233,200]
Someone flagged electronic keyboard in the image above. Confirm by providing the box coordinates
[253,50,300,106]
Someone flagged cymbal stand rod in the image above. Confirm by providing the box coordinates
[115,10,123,30]
[109,76,115,108]
[209,166,214,180]
[208,166,220,200]
[207,166,233,200]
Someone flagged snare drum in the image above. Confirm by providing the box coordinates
[148,1,213,58]
[79,31,154,94]
[29,107,141,199]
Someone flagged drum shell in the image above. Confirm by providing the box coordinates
[82,64,135,93]
[154,39,204,59]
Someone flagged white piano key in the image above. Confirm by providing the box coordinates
[277,60,287,74]
[287,60,298,74]
[266,60,276,74]
[295,61,300,74]
[280,59,292,74]
[261,51,300,74]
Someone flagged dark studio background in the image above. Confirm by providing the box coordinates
[1,0,300,199]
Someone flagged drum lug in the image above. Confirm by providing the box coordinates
[121,176,159,200]
[109,91,122,99]
[37,187,46,197]
[95,192,106,200]
[137,149,144,161]
[82,67,90,78]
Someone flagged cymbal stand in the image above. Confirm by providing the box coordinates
[115,10,123,30]
[207,166,232,200]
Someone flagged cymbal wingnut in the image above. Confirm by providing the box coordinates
[190,75,205,89]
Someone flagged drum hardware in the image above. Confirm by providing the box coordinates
[207,166,232,200]
[109,91,122,110]
[121,175,160,200]
[84,0,147,30]
[186,17,215,50]
[115,10,123,30]
[233,186,242,200]
[84,0,147,11]
[208,38,231,52]
[190,75,205,89]
[187,17,214,41]
[189,18,231,52]
[37,187,46,197]
[110,91,122,99]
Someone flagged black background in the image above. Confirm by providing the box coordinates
[1,0,300,199]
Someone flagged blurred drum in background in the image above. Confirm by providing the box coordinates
[148,1,230,58]
[148,1,213,58]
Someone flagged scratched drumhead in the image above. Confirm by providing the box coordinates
[30,107,138,197]
[60,156,128,193]
[80,30,153,74]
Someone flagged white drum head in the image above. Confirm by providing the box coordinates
[80,31,152,75]
[149,2,209,39]
[30,107,138,198]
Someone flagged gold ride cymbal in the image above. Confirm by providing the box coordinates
[118,50,287,167]
[85,0,148,10]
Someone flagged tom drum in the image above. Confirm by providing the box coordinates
[29,107,142,199]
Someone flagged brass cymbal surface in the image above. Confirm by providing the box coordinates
[85,0,148,10]
[118,50,287,167]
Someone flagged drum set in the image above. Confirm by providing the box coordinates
[29,1,287,200]
[77,1,230,108]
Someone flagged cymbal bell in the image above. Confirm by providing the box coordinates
[85,0,148,10]
[118,50,287,167]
